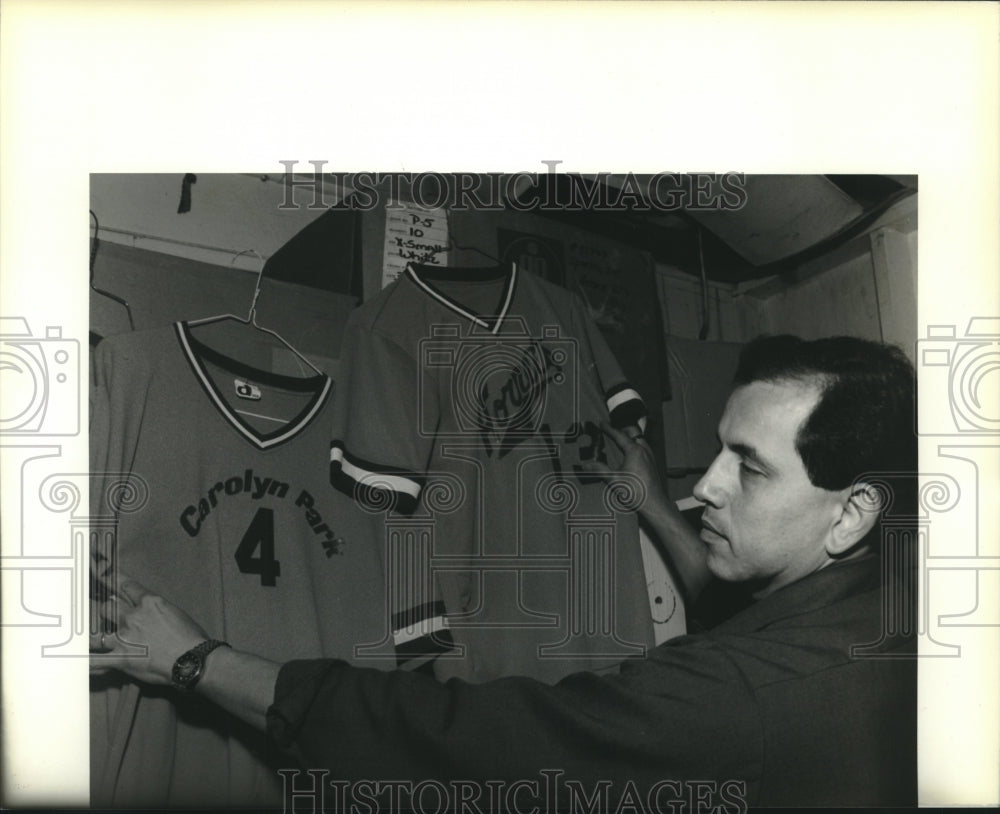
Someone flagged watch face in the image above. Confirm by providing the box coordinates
[172,653,201,685]
[170,640,227,690]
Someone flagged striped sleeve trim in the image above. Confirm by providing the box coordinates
[330,442,422,515]
[605,383,648,432]
[391,600,456,667]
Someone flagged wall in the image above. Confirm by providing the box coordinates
[749,194,918,360]
[652,192,918,499]
[655,264,768,343]
[90,174,338,269]
[89,174,357,372]
[652,269,749,498]
[653,193,917,351]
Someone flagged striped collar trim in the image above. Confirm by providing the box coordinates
[175,322,331,450]
[404,262,517,334]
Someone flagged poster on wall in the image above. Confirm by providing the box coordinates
[381,201,450,288]
[497,228,566,287]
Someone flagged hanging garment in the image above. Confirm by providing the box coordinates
[330,263,655,685]
[90,322,394,809]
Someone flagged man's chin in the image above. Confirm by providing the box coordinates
[705,551,741,582]
[705,558,775,599]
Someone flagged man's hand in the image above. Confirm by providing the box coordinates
[90,577,208,686]
[587,422,711,602]
[586,422,670,520]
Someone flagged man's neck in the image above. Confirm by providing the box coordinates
[750,544,874,600]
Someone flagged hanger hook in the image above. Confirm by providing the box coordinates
[89,208,136,331]
[89,210,100,282]
[231,248,265,268]
[232,249,266,322]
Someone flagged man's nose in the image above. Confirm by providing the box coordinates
[693,455,726,507]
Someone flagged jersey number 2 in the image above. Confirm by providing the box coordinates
[235,508,281,586]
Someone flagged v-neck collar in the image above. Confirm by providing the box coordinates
[404,262,518,334]
[175,322,331,450]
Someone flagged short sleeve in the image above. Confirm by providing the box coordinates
[89,340,113,518]
[328,316,455,667]
[89,339,128,586]
[572,295,648,432]
[89,336,153,608]
[329,318,437,515]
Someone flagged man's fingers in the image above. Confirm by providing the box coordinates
[89,630,111,652]
[632,434,652,451]
[89,650,147,675]
[601,421,652,454]
[92,598,134,644]
[90,629,149,656]
[578,459,613,479]
[600,422,632,451]
[602,421,647,442]
[116,577,149,606]
[92,572,143,607]
[623,424,647,443]
[89,629,141,651]
[95,597,123,628]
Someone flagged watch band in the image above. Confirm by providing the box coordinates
[170,638,230,692]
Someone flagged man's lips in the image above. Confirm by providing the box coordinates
[700,516,727,542]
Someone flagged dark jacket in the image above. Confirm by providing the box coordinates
[267,553,916,809]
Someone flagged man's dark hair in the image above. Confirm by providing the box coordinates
[733,335,917,492]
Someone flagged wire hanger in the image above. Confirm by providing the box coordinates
[90,209,136,331]
[187,248,324,377]
[696,226,710,341]
[445,206,502,264]
[410,208,503,268]
[443,233,503,265]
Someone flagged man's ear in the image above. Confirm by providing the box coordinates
[827,483,881,557]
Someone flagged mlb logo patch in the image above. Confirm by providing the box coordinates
[234,379,262,400]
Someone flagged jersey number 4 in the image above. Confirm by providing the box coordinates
[235,508,281,586]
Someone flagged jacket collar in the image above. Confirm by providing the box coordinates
[712,553,884,635]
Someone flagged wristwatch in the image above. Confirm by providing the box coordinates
[170,639,230,692]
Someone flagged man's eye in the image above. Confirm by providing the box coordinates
[739,461,762,477]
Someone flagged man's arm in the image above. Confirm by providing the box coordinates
[598,423,712,602]
[264,645,759,790]
[638,492,712,604]
[92,579,279,732]
[199,647,281,731]
[92,578,760,795]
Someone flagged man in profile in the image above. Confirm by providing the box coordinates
[95,334,918,809]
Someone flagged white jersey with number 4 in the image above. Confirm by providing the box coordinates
[90,323,393,809]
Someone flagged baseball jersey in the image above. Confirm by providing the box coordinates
[89,322,395,809]
[329,262,655,685]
